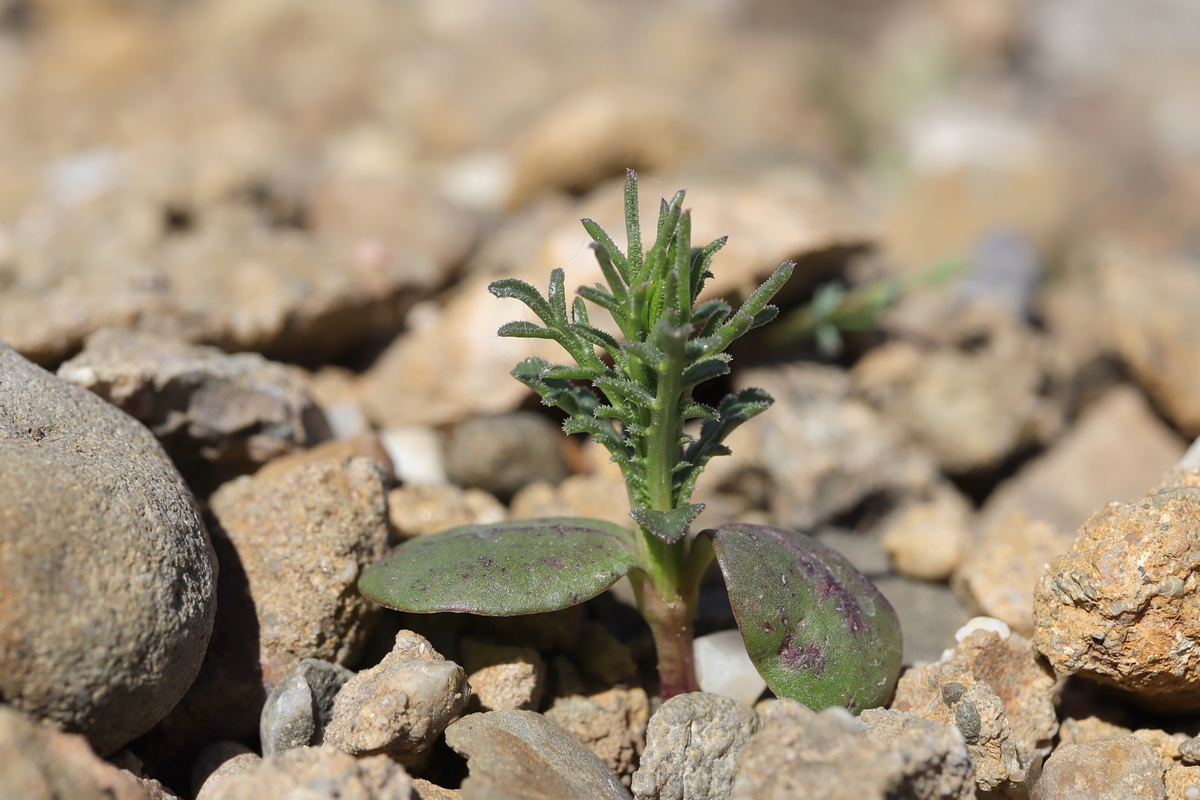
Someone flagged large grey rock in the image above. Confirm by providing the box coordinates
[445,710,631,800]
[631,692,760,800]
[0,342,217,755]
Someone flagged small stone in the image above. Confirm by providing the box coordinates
[444,411,571,502]
[631,692,760,800]
[545,687,650,786]
[388,483,506,542]
[460,639,545,712]
[1039,738,1167,800]
[413,777,464,800]
[509,473,633,531]
[200,746,412,800]
[1165,764,1200,800]
[324,630,469,767]
[881,489,974,582]
[379,426,449,486]
[445,710,630,800]
[693,630,767,706]
[192,742,259,800]
[0,707,152,800]
[260,659,355,755]
[979,385,1187,535]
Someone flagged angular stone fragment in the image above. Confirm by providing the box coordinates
[545,687,650,786]
[460,639,545,712]
[58,328,330,490]
[1033,469,1200,711]
[444,710,630,800]
[260,659,355,755]
[730,700,974,800]
[324,630,468,767]
[631,692,760,800]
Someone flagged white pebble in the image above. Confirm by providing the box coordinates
[694,629,767,706]
[955,616,1012,642]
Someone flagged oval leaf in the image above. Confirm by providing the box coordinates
[360,518,639,616]
[707,523,902,712]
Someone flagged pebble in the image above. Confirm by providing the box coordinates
[324,630,469,767]
[0,706,152,800]
[259,659,355,756]
[0,342,217,755]
[881,489,974,582]
[1039,737,1166,800]
[693,630,768,706]
[444,411,571,502]
[631,692,760,800]
[460,639,546,712]
[191,742,259,800]
[388,483,506,542]
[444,709,631,800]
[199,746,412,800]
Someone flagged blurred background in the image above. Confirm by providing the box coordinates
[3,0,1198,366]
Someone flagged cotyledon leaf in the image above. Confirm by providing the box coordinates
[359,518,640,616]
[705,523,902,712]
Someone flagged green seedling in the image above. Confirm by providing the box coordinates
[360,171,902,708]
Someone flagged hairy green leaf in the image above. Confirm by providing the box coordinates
[706,523,902,711]
[359,518,640,616]
[629,503,706,544]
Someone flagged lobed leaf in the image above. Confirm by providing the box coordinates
[359,518,640,616]
[706,523,902,711]
[629,503,706,544]
[488,278,555,326]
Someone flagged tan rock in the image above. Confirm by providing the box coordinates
[201,747,411,800]
[545,687,650,786]
[389,483,506,542]
[460,639,546,712]
[1032,473,1200,710]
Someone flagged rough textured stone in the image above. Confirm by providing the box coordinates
[445,709,631,800]
[200,746,412,800]
[953,512,1075,638]
[1033,469,1200,711]
[545,687,650,786]
[731,700,974,800]
[444,411,571,502]
[892,623,1057,794]
[0,706,152,800]
[324,630,469,767]
[0,342,217,755]
[1039,738,1166,800]
[460,639,546,712]
[146,456,389,757]
[1165,763,1200,800]
[57,328,330,490]
[260,658,355,755]
[632,692,760,800]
